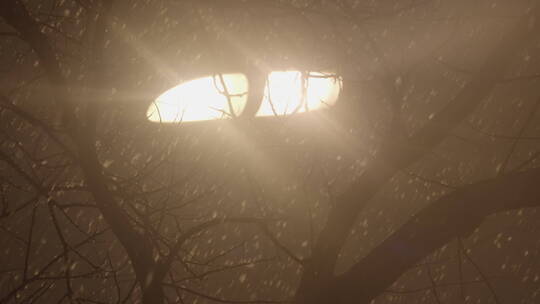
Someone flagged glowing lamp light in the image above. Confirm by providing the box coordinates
[147,73,248,123]
[257,71,341,117]
[147,71,341,123]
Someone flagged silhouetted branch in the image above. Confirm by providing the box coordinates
[333,167,540,303]
[498,98,540,174]
[164,283,290,304]
[458,238,501,304]
[296,4,540,303]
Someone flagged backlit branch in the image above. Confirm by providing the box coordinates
[295,5,540,303]
[333,167,540,303]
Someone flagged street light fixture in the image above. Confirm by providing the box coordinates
[146,71,341,123]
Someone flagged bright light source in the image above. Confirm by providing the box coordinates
[256,71,341,117]
[146,71,341,123]
[147,73,248,123]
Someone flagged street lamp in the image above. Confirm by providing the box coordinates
[146,70,342,123]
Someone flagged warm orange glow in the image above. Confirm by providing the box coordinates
[147,74,248,123]
[147,71,340,123]
[256,71,341,117]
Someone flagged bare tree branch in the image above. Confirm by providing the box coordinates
[296,5,540,303]
[333,167,540,304]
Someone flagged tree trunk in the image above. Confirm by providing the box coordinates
[142,282,165,304]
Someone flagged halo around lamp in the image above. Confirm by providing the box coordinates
[147,71,341,123]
